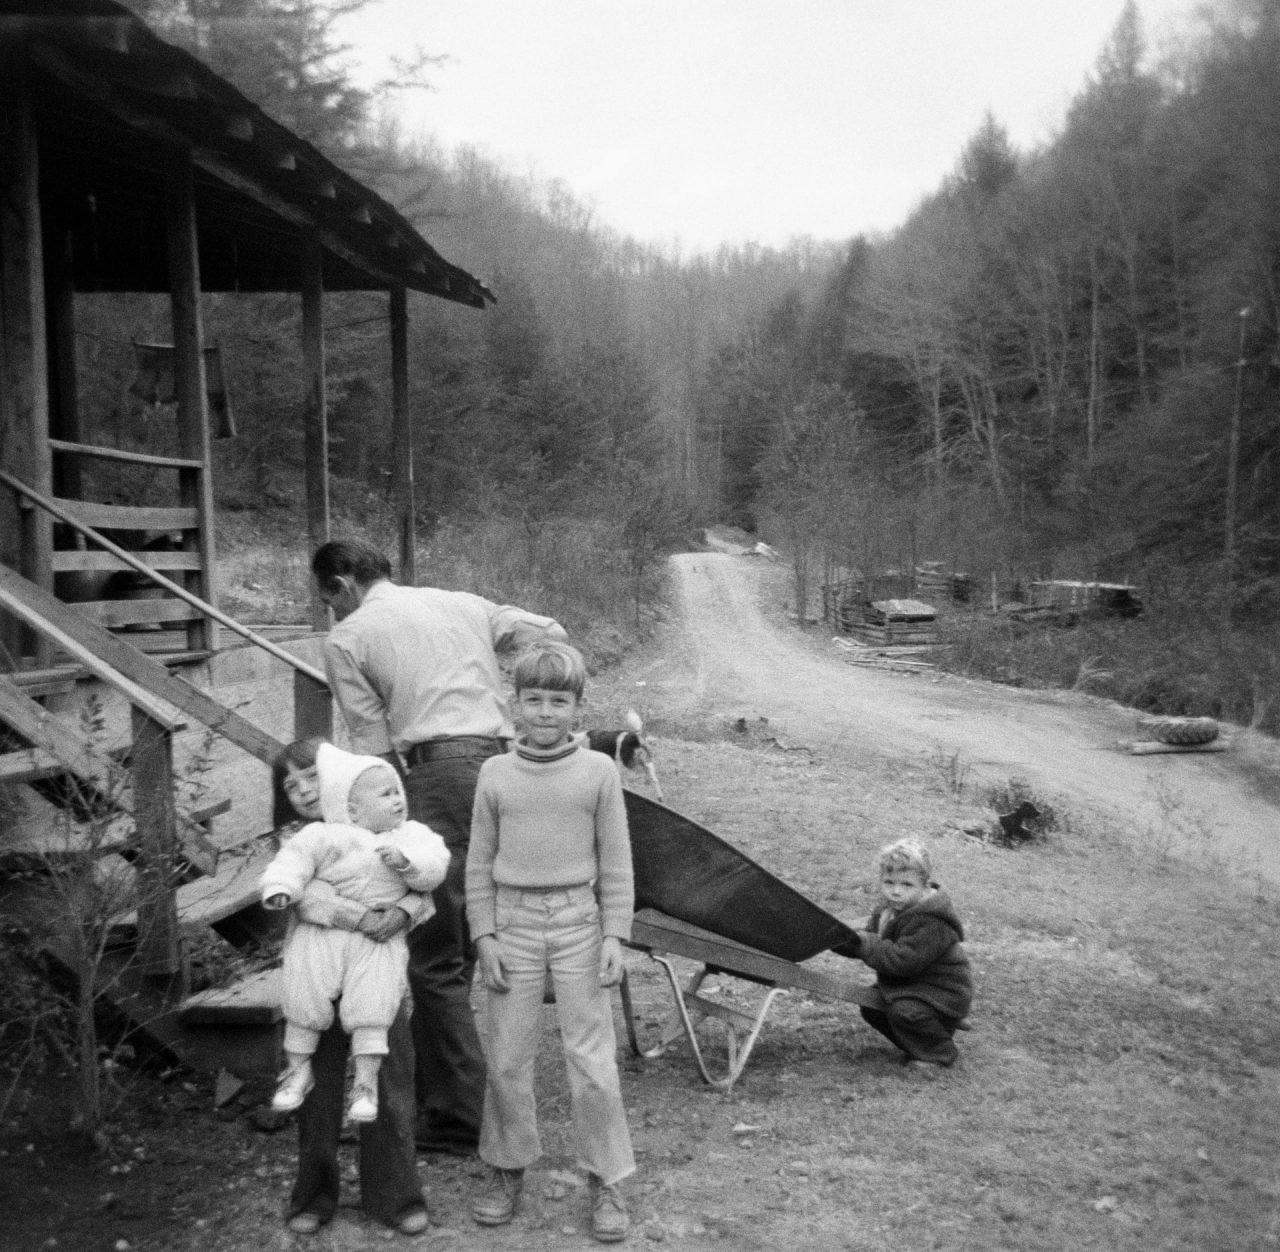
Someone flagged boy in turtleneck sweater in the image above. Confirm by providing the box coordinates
[465,642,635,1244]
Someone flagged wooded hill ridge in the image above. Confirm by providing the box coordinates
[100,0,1278,627]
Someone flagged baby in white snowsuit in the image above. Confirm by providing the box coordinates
[262,742,450,1123]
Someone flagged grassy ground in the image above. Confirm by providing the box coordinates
[4,528,1278,1249]
[3,715,1278,1251]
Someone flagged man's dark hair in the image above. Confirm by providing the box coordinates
[311,539,392,593]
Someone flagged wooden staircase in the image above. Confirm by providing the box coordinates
[0,559,331,1076]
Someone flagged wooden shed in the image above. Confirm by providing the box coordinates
[1027,580,1143,619]
[0,0,491,1070]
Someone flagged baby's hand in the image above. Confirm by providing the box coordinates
[377,845,411,872]
[264,892,291,910]
[359,906,410,942]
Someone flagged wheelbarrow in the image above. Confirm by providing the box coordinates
[619,792,872,1091]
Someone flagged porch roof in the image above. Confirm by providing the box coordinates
[3,0,493,305]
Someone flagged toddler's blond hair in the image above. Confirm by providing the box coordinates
[877,838,932,881]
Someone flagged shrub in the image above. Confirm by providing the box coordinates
[941,586,1280,736]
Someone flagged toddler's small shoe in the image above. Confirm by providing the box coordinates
[470,1166,524,1226]
[286,1211,323,1234]
[394,1205,430,1235]
[346,1082,378,1123]
[588,1173,629,1243]
[271,1062,314,1113]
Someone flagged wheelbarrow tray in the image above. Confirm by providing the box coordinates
[625,791,856,962]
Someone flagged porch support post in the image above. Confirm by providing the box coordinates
[293,668,332,742]
[47,230,82,499]
[164,149,217,652]
[0,43,53,664]
[390,285,415,584]
[130,705,184,986]
[301,232,329,631]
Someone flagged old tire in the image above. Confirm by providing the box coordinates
[1136,716,1219,745]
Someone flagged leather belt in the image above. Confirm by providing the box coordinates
[403,736,509,767]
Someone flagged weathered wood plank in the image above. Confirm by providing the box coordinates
[130,706,182,977]
[180,967,281,1026]
[73,598,203,628]
[0,746,65,784]
[48,438,202,470]
[52,549,203,573]
[112,834,274,935]
[627,909,870,1006]
[50,497,198,533]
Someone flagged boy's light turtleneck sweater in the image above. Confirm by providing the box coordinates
[466,731,633,941]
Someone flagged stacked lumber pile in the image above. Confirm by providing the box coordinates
[850,599,939,647]
[832,636,938,672]
[915,563,972,603]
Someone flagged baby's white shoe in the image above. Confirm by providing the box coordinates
[271,1061,314,1112]
[346,1082,378,1123]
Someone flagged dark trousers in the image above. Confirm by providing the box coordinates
[288,1003,424,1226]
[860,993,960,1067]
[402,752,490,1150]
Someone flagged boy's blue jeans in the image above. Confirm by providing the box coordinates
[478,884,635,1186]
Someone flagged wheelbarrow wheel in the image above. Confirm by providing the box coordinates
[1136,715,1219,745]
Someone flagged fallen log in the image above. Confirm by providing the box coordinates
[846,656,936,671]
[1120,739,1230,755]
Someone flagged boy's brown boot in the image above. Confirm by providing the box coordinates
[588,1174,629,1243]
[470,1166,524,1226]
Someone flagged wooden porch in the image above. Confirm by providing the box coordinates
[0,0,492,1074]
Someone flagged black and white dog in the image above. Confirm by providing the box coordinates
[587,709,663,803]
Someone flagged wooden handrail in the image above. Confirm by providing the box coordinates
[0,575,184,732]
[0,563,287,766]
[48,438,204,470]
[1,467,328,687]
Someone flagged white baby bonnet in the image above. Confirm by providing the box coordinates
[315,742,406,826]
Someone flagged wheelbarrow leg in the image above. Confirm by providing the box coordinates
[630,955,786,1091]
[619,967,642,1056]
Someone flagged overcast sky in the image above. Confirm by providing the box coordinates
[339,0,1215,254]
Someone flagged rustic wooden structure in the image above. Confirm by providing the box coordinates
[1027,580,1142,619]
[853,598,939,646]
[0,0,491,1070]
[914,562,971,604]
[821,570,919,634]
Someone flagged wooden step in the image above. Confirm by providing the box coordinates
[0,745,68,784]
[109,834,280,946]
[2,798,231,876]
[7,666,79,699]
[180,967,281,1026]
[173,836,276,929]
[1,809,137,868]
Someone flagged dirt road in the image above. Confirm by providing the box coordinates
[630,551,1280,883]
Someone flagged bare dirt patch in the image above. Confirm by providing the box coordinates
[5,551,1280,1251]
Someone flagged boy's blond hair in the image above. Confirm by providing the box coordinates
[512,641,587,698]
[878,838,932,881]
